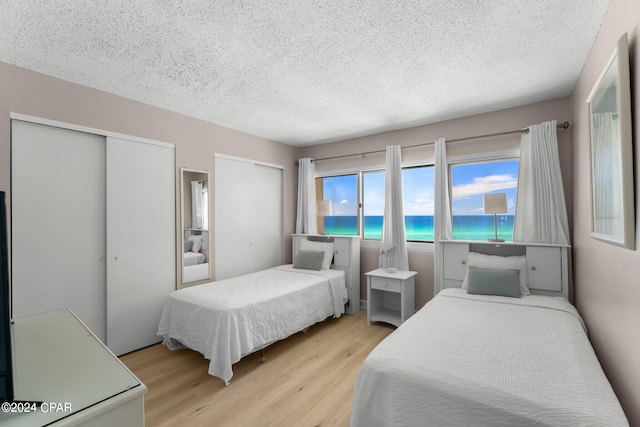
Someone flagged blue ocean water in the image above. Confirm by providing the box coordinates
[324,215,515,242]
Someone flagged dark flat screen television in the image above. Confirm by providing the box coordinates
[0,191,13,402]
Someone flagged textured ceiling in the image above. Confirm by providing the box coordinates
[0,1,609,146]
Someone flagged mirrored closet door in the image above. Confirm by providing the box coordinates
[181,168,210,284]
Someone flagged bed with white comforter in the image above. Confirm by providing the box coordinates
[157,265,347,384]
[351,288,628,426]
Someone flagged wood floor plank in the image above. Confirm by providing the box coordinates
[120,310,394,426]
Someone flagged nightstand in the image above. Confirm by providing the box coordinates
[366,268,417,327]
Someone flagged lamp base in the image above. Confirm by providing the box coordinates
[488,238,505,243]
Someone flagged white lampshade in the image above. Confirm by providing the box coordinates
[483,193,508,215]
[317,200,332,216]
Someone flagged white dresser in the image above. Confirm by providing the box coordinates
[0,309,146,426]
[438,241,570,299]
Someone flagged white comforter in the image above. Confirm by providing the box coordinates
[351,288,628,427]
[157,265,347,384]
[183,251,205,266]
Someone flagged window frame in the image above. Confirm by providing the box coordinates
[315,171,360,237]
[315,160,435,252]
[447,149,520,242]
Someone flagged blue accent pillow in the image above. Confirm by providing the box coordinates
[293,250,324,271]
[466,266,521,298]
[184,240,193,252]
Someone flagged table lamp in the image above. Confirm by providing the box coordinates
[483,193,507,242]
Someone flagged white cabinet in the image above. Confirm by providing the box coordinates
[215,154,283,280]
[438,241,570,299]
[366,269,416,327]
[292,234,361,314]
[526,246,563,292]
[11,119,176,356]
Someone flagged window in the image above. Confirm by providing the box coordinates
[316,174,358,236]
[362,165,435,242]
[450,159,519,241]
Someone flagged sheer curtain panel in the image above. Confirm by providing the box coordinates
[433,138,452,295]
[514,120,570,244]
[295,158,317,234]
[379,146,409,271]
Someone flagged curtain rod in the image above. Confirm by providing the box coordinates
[297,121,570,164]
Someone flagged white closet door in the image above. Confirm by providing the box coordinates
[215,157,255,280]
[106,137,175,356]
[253,164,282,271]
[11,120,107,341]
[215,156,282,280]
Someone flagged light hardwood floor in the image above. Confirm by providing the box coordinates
[120,310,394,427]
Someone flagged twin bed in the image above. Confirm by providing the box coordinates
[350,288,628,426]
[158,236,353,384]
[351,245,629,426]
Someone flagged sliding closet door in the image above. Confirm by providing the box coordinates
[106,137,175,356]
[215,155,282,280]
[252,164,282,271]
[215,157,255,280]
[11,120,107,341]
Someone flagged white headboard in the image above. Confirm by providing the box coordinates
[292,234,361,314]
[439,241,570,300]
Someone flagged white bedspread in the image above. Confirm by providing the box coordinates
[183,251,205,266]
[351,288,628,427]
[157,265,347,384]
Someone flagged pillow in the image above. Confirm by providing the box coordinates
[466,266,521,298]
[188,235,202,253]
[184,240,193,252]
[298,239,334,270]
[462,252,530,295]
[293,250,324,271]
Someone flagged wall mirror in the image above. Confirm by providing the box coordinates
[587,32,635,250]
[181,168,211,283]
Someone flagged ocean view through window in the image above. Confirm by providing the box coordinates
[317,166,435,241]
[450,159,519,241]
[316,159,518,242]
[316,174,358,236]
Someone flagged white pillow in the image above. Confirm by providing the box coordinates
[188,235,202,253]
[462,252,530,295]
[298,239,334,270]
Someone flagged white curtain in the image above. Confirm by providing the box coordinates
[513,120,570,244]
[295,158,317,234]
[591,112,623,237]
[191,181,204,229]
[433,138,452,295]
[379,145,409,271]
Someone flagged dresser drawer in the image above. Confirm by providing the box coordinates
[370,276,402,293]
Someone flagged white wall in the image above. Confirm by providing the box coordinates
[570,0,640,423]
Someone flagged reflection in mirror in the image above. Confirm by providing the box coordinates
[587,32,635,249]
[181,168,211,283]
